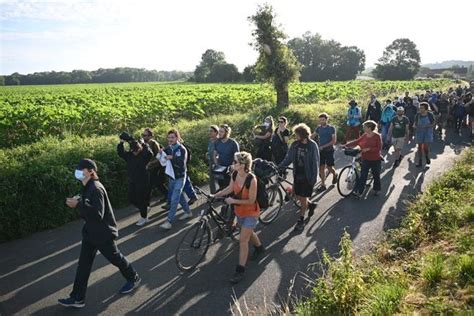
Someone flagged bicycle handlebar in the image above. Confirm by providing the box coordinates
[194,186,226,203]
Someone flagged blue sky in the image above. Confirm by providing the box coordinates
[1,0,473,75]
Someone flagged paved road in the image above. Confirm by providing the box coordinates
[0,129,471,316]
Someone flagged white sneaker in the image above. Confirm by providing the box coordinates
[160,221,172,230]
[179,212,193,220]
[136,217,149,227]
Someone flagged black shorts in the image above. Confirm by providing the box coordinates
[319,150,335,166]
[294,178,313,197]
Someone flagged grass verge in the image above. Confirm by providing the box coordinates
[297,148,474,315]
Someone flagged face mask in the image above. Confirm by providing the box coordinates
[75,170,86,181]
[263,122,270,127]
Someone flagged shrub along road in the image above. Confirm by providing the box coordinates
[0,129,470,315]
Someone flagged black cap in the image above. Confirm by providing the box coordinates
[76,158,97,171]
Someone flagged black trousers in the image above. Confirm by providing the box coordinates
[71,239,138,301]
[128,181,150,218]
[355,159,381,194]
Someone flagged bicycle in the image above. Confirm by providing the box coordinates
[336,147,374,197]
[175,187,239,272]
[212,161,284,226]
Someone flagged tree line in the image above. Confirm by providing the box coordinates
[0,68,192,86]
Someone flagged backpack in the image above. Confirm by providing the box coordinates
[252,158,278,180]
[232,171,269,209]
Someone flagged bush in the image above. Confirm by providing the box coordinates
[0,110,267,241]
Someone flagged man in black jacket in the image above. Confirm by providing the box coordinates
[59,159,140,308]
[118,139,153,226]
[365,94,382,124]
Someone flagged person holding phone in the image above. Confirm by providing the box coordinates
[59,159,140,308]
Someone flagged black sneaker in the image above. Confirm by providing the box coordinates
[307,203,316,218]
[294,218,305,231]
[229,271,245,284]
[316,186,326,193]
[250,246,266,261]
[425,157,431,165]
[187,197,198,206]
[332,174,338,185]
[58,297,85,308]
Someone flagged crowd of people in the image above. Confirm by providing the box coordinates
[59,84,473,307]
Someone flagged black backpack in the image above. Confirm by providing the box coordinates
[181,143,192,165]
[232,171,269,209]
[252,158,278,180]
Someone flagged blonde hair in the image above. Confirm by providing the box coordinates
[234,151,253,173]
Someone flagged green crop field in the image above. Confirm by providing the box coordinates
[0,80,452,148]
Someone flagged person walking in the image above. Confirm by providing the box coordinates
[414,102,435,167]
[345,121,382,197]
[117,137,153,226]
[59,159,140,308]
[312,113,337,192]
[213,124,240,190]
[344,99,362,143]
[213,152,265,284]
[380,99,396,150]
[159,129,192,230]
[365,94,382,124]
[404,98,418,139]
[253,116,274,161]
[388,107,410,167]
[279,123,319,231]
[142,128,168,204]
[271,116,290,165]
[207,125,220,194]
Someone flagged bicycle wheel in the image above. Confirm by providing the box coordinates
[259,185,283,225]
[337,165,359,197]
[175,220,211,272]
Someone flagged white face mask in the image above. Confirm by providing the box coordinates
[263,122,270,127]
[75,170,86,181]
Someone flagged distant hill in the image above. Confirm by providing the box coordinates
[423,60,474,69]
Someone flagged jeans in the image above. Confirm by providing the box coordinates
[355,160,381,194]
[167,175,196,202]
[167,176,190,223]
[71,239,138,301]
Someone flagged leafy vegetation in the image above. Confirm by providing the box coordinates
[0,80,452,147]
[298,148,474,315]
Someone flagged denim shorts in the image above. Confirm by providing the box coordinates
[236,215,258,229]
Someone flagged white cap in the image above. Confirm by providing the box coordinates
[397,106,404,112]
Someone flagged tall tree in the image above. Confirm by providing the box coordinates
[193,49,226,82]
[373,38,421,80]
[249,4,300,107]
[288,32,365,81]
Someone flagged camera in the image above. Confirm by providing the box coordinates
[119,132,134,142]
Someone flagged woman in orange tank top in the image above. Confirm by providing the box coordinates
[213,151,265,284]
